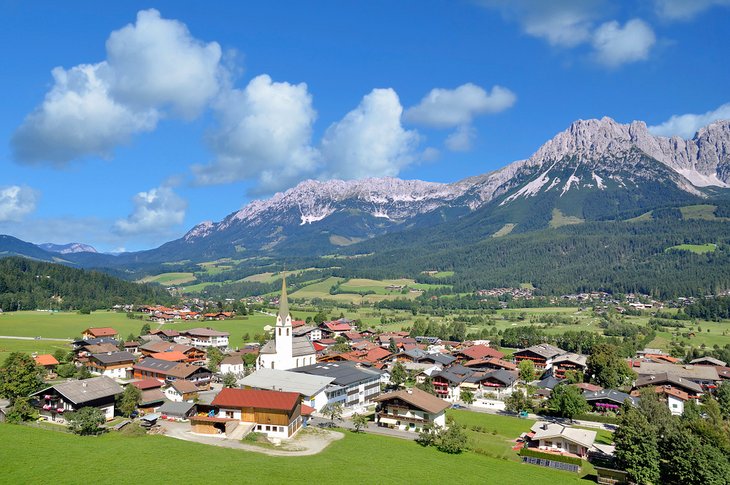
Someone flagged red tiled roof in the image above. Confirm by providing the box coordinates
[324,322,352,332]
[211,388,300,411]
[34,354,59,366]
[84,327,118,337]
[292,320,306,328]
[301,404,316,416]
[459,345,504,360]
[131,379,164,390]
[151,351,188,362]
[313,342,327,352]
[317,338,337,345]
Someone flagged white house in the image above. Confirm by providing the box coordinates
[257,278,317,371]
[374,388,449,432]
[86,351,136,379]
[165,380,199,403]
[30,376,123,422]
[183,328,230,350]
[220,355,245,376]
[529,421,597,458]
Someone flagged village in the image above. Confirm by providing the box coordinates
[1,278,728,484]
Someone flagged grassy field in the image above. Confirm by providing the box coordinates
[139,272,196,285]
[665,243,717,254]
[0,338,69,362]
[0,424,586,484]
[549,209,584,228]
[679,204,727,220]
[492,223,517,237]
[447,409,534,461]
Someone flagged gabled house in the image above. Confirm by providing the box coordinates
[220,355,245,376]
[455,344,505,362]
[551,353,588,379]
[527,421,597,458]
[513,344,565,370]
[374,387,450,432]
[181,328,230,350]
[583,389,637,412]
[165,380,199,403]
[321,320,353,337]
[87,351,136,379]
[139,341,206,364]
[133,358,213,389]
[463,357,517,372]
[689,356,727,367]
[150,351,188,363]
[30,376,123,422]
[238,368,335,412]
[634,372,703,396]
[81,327,118,340]
[33,354,59,372]
[207,388,303,439]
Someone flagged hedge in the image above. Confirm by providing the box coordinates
[519,448,584,466]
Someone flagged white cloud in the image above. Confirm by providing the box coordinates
[445,125,477,152]
[655,0,730,21]
[194,74,319,192]
[0,185,39,222]
[12,9,223,165]
[648,103,730,139]
[592,19,656,67]
[479,0,606,47]
[114,185,187,235]
[404,84,516,128]
[106,9,223,118]
[321,88,419,180]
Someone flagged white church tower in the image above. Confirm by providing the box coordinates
[274,276,293,364]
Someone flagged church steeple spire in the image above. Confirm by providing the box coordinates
[278,274,289,322]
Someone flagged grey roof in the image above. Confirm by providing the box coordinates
[292,336,316,357]
[583,389,637,406]
[90,351,136,364]
[134,357,179,372]
[536,375,563,390]
[278,276,289,321]
[293,361,382,386]
[481,369,517,387]
[424,353,457,366]
[690,356,727,366]
[530,421,596,449]
[634,372,703,393]
[403,348,428,360]
[238,368,334,396]
[78,337,120,346]
[34,376,122,405]
[552,353,588,367]
[293,325,319,337]
[515,344,565,360]
[634,362,719,382]
[159,400,195,417]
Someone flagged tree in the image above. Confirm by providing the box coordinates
[663,426,730,485]
[715,381,730,420]
[351,413,368,432]
[518,359,536,383]
[126,333,136,342]
[388,338,398,354]
[5,396,37,423]
[222,372,237,388]
[586,343,635,389]
[53,349,68,364]
[140,323,151,335]
[563,369,584,384]
[460,389,474,405]
[435,421,468,454]
[55,363,76,378]
[416,423,438,447]
[75,365,92,380]
[390,362,407,388]
[547,384,589,421]
[0,352,45,403]
[324,402,343,422]
[505,390,533,413]
[118,384,141,417]
[207,347,224,372]
[614,406,660,485]
[416,376,436,395]
[67,407,105,435]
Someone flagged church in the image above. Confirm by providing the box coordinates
[257,277,317,371]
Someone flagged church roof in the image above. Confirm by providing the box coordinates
[278,275,289,322]
[292,336,316,357]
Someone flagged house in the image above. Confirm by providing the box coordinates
[30,376,123,422]
[655,386,693,415]
[432,365,474,402]
[133,358,213,389]
[165,380,199,403]
[257,278,317,371]
[583,389,637,412]
[293,361,382,408]
[182,328,230,350]
[238,368,335,412]
[321,319,353,337]
[513,344,565,370]
[455,344,505,362]
[159,401,196,420]
[207,388,303,439]
[551,353,588,379]
[463,357,517,372]
[632,362,719,389]
[81,327,118,340]
[690,356,727,367]
[87,351,136,379]
[374,387,450,432]
[220,355,245,376]
[528,421,597,458]
[292,325,323,342]
[419,353,457,367]
[139,341,206,364]
[137,386,166,412]
[471,369,519,396]
[634,372,704,396]
[123,341,140,354]
[150,351,189,363]
[149,329,180,341]
[33,354,59,371]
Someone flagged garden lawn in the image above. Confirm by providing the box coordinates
[0,337,68,362]
[0,424,586,485]
[447,409,535,461]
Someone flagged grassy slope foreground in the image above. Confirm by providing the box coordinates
[0,425,584,485]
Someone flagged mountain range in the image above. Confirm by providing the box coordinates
[2,116,730,274]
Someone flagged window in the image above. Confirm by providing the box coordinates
[271,362,275,369]
[266,426,271,431]
[286,328,290,336]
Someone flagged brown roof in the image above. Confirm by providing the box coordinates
[151,351,188,362]
[373,387,450,414]
[221,355,244,366]
[84,327,118,337]
[458,345,505,360]
[167,363,210,379]
[34,354,59,366]
[130,379,164,390]
[170,380,199,394]
[84,343,119,354]
[211,388,300,411]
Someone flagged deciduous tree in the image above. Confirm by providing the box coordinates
[0,352,45,403]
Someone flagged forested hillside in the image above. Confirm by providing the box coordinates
[0,257,175,311]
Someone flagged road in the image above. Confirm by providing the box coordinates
[0,335,72,342]
[462,404,616,431]
[309,416,418,441]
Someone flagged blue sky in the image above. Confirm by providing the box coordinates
[1,0,728,252]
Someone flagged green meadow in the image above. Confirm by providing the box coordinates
[0,423,587,484]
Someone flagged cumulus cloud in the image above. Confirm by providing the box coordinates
[655,0,730,21]
[648,103,730,139]
[445,125,477,152]
[320,88,419,180]
[592,19,656,67]
[12,9,223,165]
[114,185,187,236]
[404,84,516,128]
[0,186,39,222]
[193,74,319,192]
[479,0,606,47]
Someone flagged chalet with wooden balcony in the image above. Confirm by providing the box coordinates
[513,344,565,370]
[373,387,449,432]
[87,351,136,379]
[30,376,122,423]
[551,353,588,379]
